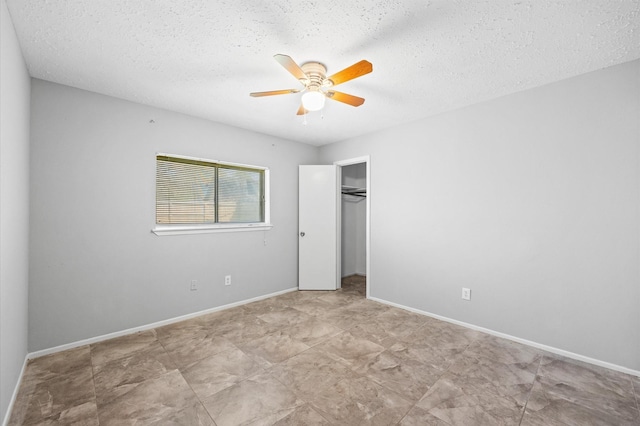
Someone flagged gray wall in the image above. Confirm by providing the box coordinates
[0,0,31,421]
[320,59,640,371]
[29,80,318,351]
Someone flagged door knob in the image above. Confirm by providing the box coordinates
[300,232,305,237]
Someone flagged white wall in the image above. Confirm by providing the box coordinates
[0,0,31,421]
[320,59,640,371]
[341,163,366,276]
[29,80,318,351]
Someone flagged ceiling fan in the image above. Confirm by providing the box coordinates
[250,54,373,115]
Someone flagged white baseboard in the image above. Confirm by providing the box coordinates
[368,296,640,378]
[2,353,29,426]
[28,287,297,360]
[10,286,638,425]
[5,289,294,424]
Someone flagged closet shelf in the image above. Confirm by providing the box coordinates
[342,185,366,202]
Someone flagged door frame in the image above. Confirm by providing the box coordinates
[334,156,370,299]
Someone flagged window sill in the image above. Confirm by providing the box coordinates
[152,223,273,236]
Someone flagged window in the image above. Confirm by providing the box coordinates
[153,153,271,235]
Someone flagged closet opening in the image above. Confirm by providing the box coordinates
[336,157,369,299]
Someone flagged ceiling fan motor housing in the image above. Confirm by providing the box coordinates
[300,62,328,90]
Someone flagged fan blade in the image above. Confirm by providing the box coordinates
[274,54,307,82]
[326,60,372,86]
[250,89,300,97]
[326,91,365,107]
[296,104,308,115]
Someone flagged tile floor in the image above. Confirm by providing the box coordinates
[8,275,640,425]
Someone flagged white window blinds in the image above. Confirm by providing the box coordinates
[156,155,265,225]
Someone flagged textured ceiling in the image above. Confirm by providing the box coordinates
[6,0,640,146]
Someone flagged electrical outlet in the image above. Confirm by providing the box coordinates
[190,280,198,291]
[462,288,471,301]
[225,275,231,286]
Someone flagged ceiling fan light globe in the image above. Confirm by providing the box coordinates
[301,91,326,111]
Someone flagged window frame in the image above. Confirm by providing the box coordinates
[152,153,272,236]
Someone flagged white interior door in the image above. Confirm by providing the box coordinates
[299,165,338,291]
